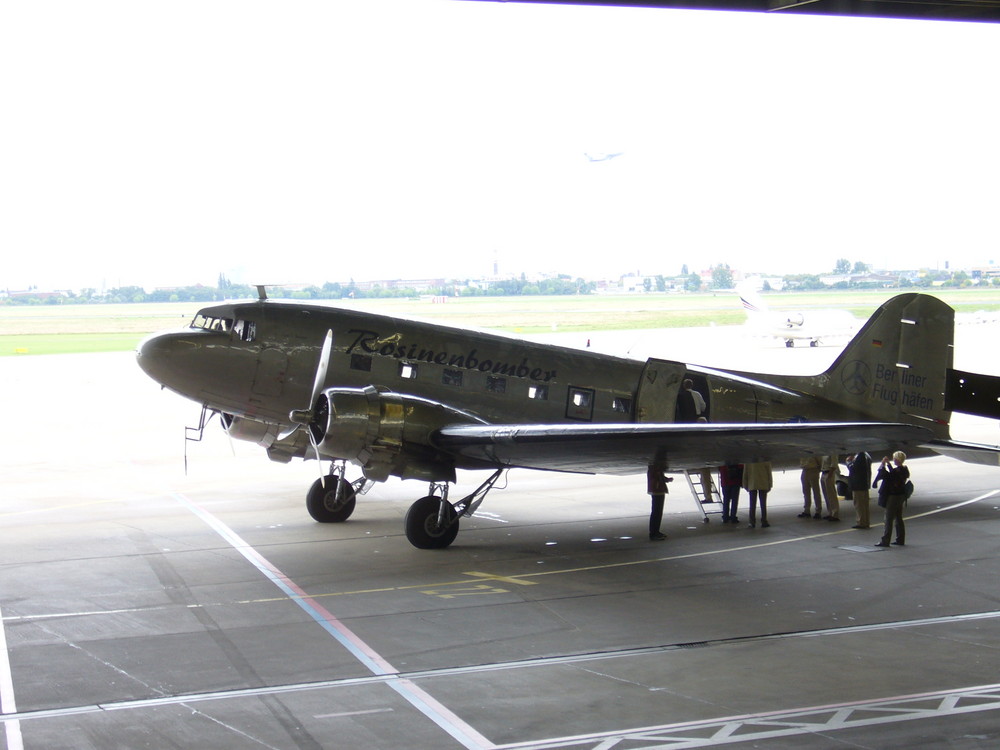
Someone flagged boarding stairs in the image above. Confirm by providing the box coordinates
[685,469,724,523]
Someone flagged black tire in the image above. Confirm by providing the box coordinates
[404,495,459,549]
[306,476,357,522]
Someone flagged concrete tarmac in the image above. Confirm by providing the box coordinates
[3,319,1000,749]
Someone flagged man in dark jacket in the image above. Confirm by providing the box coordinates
[846,451,873,529]
[647,464,673,541]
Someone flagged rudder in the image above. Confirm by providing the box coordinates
[821,293,954,437]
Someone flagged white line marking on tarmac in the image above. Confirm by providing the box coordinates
[5,490,997,626]
[492,683,1000,749]
[174,493,496,750]
[0,603,24,750]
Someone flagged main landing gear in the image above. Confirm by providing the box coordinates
[404,469,505,549]
[306,461,372,523]
[305,465,505,549]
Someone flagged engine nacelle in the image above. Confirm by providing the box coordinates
[311,386,485,482]
[221,413,307,463]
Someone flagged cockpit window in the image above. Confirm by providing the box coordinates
[191,314,233,332]
[233,319,256,342]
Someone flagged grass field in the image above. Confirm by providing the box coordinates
[3,288,999,356]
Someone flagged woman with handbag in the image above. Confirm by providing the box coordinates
[875,451,910,548]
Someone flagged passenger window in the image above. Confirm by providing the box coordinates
[486,376,506,394]
[528,385,548,401]
[400,363,418,379]
[351,354,372,372]
[442,369,463,387]
[613,397,632,414]
[567,387,595,421]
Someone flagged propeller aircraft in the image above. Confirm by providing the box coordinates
[136,290,1000,548]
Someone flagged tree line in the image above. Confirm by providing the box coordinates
[3,262,992,307]
[2,274,599,306]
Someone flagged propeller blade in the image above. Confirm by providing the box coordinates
[286,329,334,429]
[310,330,333,412]
[310,330,335,487]
[281,330,335,486]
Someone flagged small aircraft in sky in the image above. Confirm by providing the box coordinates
[739,287,858,347]
[137,290,1000,548]
[584,152,624,162]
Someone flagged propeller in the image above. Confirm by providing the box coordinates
[286,330,334,482]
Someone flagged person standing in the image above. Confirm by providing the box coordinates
[875,451,910,547]
[798,456,822,519]
[743,461,773,528]
[820,455,841,521]
[719,463,744,524]
[647,464,672,541]
[676,379,707,423]
[675,379,712,494]
[846,451,873,529]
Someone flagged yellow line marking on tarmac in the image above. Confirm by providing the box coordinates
[421,584,510,599]
[464,571,538,586]
[212,522,886,604]
[298,491,1000,592]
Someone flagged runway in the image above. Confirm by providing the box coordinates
[3,321,1000,749]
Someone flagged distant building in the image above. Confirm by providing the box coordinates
[348,279,447,293]
[971,266,1000,282]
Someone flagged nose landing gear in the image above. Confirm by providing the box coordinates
[306,461,372,523]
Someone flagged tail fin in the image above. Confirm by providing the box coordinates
[740,295,764,314]
[818,293,954,438]
[738,286,768,316]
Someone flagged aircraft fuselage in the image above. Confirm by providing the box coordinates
[136,298,882,476]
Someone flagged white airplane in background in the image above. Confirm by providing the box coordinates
[739,287,858,348]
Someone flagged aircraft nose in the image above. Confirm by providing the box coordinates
[136,330,190,391]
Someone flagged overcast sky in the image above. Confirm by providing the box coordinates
[2,1,999,291]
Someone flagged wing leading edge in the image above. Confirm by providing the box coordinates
[433,422,936,475]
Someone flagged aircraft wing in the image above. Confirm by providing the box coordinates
[433,422,934,475]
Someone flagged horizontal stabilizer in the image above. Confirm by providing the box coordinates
[947,369,1000,420]
[928,439,1000,467]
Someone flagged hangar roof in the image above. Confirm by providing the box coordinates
[505,0,1000,24]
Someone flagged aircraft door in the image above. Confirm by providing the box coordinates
[635,359,688,423]
[252,347,287,397]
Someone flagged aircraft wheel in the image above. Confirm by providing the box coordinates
[306,476,357,523]
[785,340,794,348]
[405,495,459,549]
[809,340,819,347]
